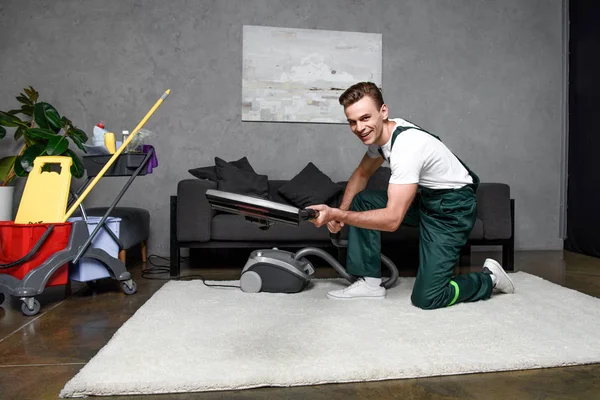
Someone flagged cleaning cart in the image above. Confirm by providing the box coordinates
[0,90,168,316]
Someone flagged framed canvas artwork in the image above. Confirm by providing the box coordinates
[242,25,382,124]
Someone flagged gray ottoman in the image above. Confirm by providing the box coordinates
[73,207,150,265]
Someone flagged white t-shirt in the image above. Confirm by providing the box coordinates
[367,118,473,190]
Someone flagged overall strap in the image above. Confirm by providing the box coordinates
[378,122,480,189]
[377,125,413,160]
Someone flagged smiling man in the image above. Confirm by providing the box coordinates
[308,82,514,307]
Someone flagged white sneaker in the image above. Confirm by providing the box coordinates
[482,258,515,294]
[327,278,386,300]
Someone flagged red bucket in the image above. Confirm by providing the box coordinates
[0,221,72,287]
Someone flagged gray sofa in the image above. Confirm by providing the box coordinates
[170,167,514,277]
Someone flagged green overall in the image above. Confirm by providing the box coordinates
[347,125,494,309]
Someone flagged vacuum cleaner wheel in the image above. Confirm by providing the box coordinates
[240,270,262,293]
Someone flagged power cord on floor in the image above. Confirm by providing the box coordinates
[142,254,241,289]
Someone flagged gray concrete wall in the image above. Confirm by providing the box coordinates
[0,0,565,254]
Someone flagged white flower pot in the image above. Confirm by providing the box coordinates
[0,186,15,221]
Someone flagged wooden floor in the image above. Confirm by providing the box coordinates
[1,249,600,400]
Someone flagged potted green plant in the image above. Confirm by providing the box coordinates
[0,86,89,220]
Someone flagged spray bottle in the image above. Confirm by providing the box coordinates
[92,122,108,147]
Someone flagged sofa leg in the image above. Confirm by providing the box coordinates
[459,245,471,267]
[170,245,180,278]
[502,244,514,271]
[504,198,515,271]
[141,240,147,263]
[119,249,126,265]
[170,195,180,278]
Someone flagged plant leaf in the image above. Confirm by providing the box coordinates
[17,94,32,106]
[14,105,35,117]
[33,102,62,133]
[26,127,56,140]
[24,135,44,148]
[25,87,39,103]
[0,156,16,182]
[66,149,85,178]
[15,143,45,176]
[60,116,70,129]
[13,156,26,177]
[0,126,5,139]
[14,126,26,141]
[9,106,34,117]
[0,111,23,127]
[69,127,89,143]
[67,133,86,152]
[46,136,69,155]
[23,105,33,116]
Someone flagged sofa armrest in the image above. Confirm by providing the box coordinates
[476,183,512,240]
[177,179,217,242]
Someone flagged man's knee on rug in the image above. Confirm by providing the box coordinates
[410,283,456,310]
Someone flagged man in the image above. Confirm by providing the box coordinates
[308,82,514,309]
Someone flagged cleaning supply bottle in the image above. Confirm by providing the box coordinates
[122,130,130,152]
[93,122,108,147]
[104,132,116,154]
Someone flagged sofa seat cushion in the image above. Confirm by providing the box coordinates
[211,214,483,243]
[211,214,331,241]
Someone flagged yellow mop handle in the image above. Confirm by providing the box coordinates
[63,89,171,222]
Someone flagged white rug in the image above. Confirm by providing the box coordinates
[60,272,600,398]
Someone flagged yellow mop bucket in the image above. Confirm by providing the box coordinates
[15,156,73,224]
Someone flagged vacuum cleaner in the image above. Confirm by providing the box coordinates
[205,189,399,294]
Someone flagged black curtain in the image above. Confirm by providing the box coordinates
[564,0,600,256]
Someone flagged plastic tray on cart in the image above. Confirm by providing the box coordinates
[83,153,148,177]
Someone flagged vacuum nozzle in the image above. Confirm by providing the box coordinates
[299,208,319,221]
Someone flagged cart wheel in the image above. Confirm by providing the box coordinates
[122,280,137,295]
[21,299,40,316]
[0,293,5,306]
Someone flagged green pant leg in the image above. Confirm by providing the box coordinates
[346,190,387,278]
[411,187,494,309]
[346,190,421,278]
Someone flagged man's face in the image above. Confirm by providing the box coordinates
[344,96,388,146]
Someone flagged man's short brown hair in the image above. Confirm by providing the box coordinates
[338,82,384,109]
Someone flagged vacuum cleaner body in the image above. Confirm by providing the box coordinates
[240,248,315,293]
[205,189,399,294]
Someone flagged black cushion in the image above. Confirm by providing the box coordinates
[366,167,391,190]
[188,156,255,181]
[215,157,269,199]
[268,180,295,204]
[277,162,343,208]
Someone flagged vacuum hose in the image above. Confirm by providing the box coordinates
[293,232,399,289]
[293,247,356,283]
